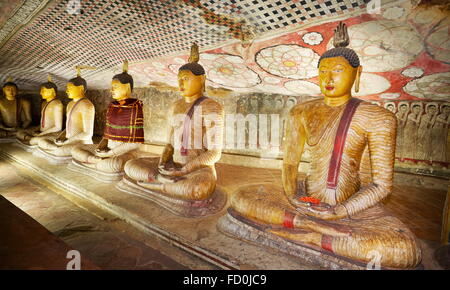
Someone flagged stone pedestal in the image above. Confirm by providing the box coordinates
[116,176,227,218]
[33,147,72,165]
[68,159,124,183]
[13,139,37,152]
[218,209,424,270]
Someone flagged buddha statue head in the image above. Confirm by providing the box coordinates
[111,60,133,101]
[66,66,89,100]
[442,104,450,116]
[426,103,437,115]
[40,74,58,102]
[398,102,409,114]
[384,102,396,113]
[178,43,206,102]
[318,22,362,104]
[2,77,18,101]
[411,102,422,115]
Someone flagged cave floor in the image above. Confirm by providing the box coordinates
[0,160,188,270]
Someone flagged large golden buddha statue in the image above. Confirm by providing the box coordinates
[35,67,95,162]
[117,44,226,217]
[70,61,145,181]
[16,75,63,148]
[219,23,422,269]
[0,77,32,140]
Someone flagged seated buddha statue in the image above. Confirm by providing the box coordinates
[118,44,226,217]
[0,77,32,140]
[70,61,145,180]
[220,23,422,269]
[36,68,95,159]
[16,75,63,147]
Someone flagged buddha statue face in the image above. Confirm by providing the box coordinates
[318,56,362,99]
[3,85,17,101]
[286,98,297,109]
[66,82,85,100]
[427,105,437,115]
[443,106,450,116]
[111,79,131,101]
[399,104,408,113]
[40,87,56,102]
[178,70,205,99]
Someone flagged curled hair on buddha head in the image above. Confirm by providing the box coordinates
[3,77,18,89]
[40,74,58,92]
[318,22,360,68]
[113,60,134,91]
[178,43,206,76]
[69,67,87,92]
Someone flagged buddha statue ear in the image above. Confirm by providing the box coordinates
[354,65,362,93]
[125,82,132,96]
[202,74,206,92]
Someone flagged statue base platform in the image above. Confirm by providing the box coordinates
[33,147,72,165]
[13,139,37,152]
[217,209,424,270]
[116,176,227,218]
[0,138,17,144]
[67,160,124,183]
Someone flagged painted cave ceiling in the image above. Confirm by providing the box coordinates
[0,0,449,101]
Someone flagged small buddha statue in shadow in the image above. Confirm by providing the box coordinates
[0,77,32,139]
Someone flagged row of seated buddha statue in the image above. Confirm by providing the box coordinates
[0,24,423,269]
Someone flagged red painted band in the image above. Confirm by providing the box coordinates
[181,96,207,156]
[326,98,362,189]
[283,211,295,229]
[321,234,334,252]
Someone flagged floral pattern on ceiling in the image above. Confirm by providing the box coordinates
[127,2,450,101]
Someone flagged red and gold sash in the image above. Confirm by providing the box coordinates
[180,96,207,156]
[103,98,144,143]
[326,97,362,193]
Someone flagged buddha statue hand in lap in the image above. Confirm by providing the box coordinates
[223,22,422,269]
[120,43,225,214]
[70,60,145,176]
[36,67,95,157]
[0,77,32,139]
[16,74,63,145]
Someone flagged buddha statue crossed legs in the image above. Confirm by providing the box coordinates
[36,67,95,161]
[0,77,32,140]
[16,75,63,147]
[219,23,421,269]
[70,61,146,180]
[118,44,226,217]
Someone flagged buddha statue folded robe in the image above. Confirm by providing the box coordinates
[16,98,63,146]
[37,97,94,157]
[71,98,145,174]
[0,97,32,139]
[225,98,422,269]
[123,95,224,201]
[118,44,226,217]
